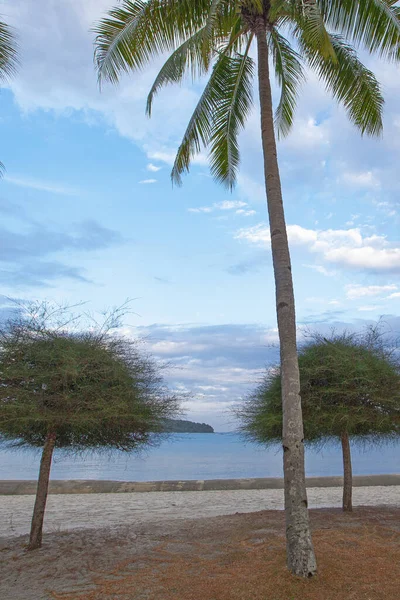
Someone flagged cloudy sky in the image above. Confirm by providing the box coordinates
[1,0,400,429]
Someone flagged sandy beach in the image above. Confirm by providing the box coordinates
[1,484,399,538]
[0,503,399,600]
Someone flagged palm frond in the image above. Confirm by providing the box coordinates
[290,0,337,61]
[243,0,265,14]
[94,0,211,84]
[0,19,18,81]
[146,5,244,116]
[209,36,255,188]
[269,0,292,23]
[203,0,226,42]
[201,0,245,54]
[171,36,254,188]
[146,27,212,117]
[171,75,217,186]
[317,0,400,59]
[215,17,250,55]
[268,29,305,138]
[300,33,384,135]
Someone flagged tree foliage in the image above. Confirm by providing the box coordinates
[0,301,180,452]
[163,418,214,433]
[92,0,400,189]
[0,17,18,82]
[238,328,400,448]
[0,16,18,176]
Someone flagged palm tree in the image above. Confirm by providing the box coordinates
[94,0,400,577]
[0,17,18,176]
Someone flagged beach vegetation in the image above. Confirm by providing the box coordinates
[0,301,180,550]
[238,326,400,512]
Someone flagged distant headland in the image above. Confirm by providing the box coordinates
[162,419,214,433]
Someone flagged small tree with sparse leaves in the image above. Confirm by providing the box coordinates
[238,327,400,512]
[0,301,180,550]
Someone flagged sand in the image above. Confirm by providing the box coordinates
[1,485,399,538]
[0,506,399,600]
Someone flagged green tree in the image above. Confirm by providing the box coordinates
[93,0,400,576]
[0,302,179,551]
[0,17,18,176]
[238,329,400,512]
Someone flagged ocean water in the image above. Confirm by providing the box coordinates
[0,434,399,482]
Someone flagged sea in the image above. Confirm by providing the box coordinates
[0,433,399,481]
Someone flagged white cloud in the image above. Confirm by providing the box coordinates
[236,209,256,217]
[341,170,380,188]
[387,292,400,299]
[237,173,266,203]
[3,0,208,173]
[235,223,319,246]
[375,201,397,218]
[4,175,79,196]
[139,179,157,184]
[147,163,162,172]
[358,305,385,312]
[146,150,177,165]
[188,207,213,213]
[197,385,229,392]
[235,223,270,245]
[151,341,209,354]
[147,149,209,167]
[189,200,248,214]
[282,117,330,151]
[345,284,397,300]
[217,200,247,210]
[303,264,336,277]
[236,224,400,272]
[325,246,400,271]
[4,0,400,218]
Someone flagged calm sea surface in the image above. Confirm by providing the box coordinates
[0,434,399,481]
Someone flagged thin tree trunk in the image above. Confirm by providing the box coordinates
[341,431,353,512]
[27,432,56,551]
[254,19,316,577]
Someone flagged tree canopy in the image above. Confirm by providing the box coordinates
[0,302,180,452]
[238,328,400,447]
[0,301,181,550]
[92,0,400,189]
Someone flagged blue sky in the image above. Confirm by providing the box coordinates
[1,0,400,429]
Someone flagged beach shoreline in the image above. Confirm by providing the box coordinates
[1,484,399,539]
[1,473,400,495]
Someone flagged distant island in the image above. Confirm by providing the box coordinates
[162,419,214,433]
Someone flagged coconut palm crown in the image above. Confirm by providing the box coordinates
[93,0,400,189]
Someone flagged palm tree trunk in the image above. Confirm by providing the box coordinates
[254,19,316,577]
[341,431,353,512]
[27,432,56,551]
